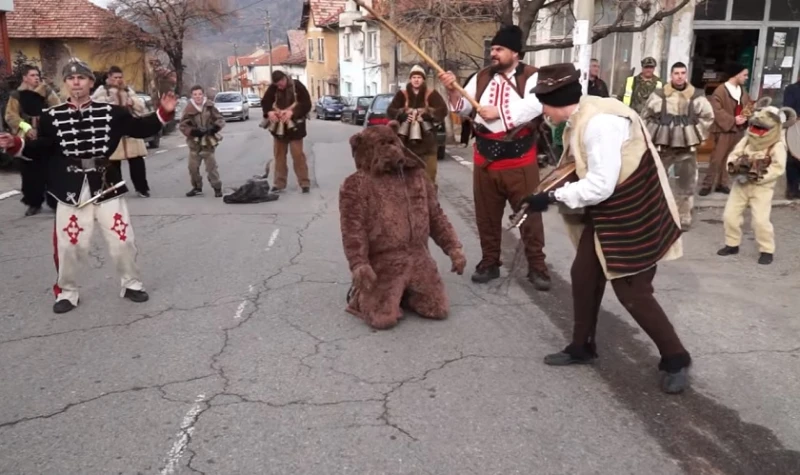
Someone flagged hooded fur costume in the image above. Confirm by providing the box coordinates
[339,123,466,330]
[720,98,794,262]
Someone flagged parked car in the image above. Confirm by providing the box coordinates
[214,91,250,121]
[245,93,261,108]
[364,93,446,160]
[341,95,373,125]
[315,95,345,120]
[135,93,163,148]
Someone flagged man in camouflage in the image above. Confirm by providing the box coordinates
[623,57,662,115]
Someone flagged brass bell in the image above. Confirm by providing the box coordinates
[655,126,670,146]
[421,120,433,133]
[670,126,687,148]
[397,120,411,138]
[683,124,700,147]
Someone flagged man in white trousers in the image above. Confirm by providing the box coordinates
[0,58,177,314]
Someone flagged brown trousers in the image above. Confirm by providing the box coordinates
[570,221,689,367]
[473,163,546,273]
[272,139,310,189]
[702,131,743,189]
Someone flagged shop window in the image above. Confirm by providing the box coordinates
[731,0,766,21]
[770,0,800,21]
[694,0,727,20]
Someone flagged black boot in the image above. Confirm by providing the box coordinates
[24,205,41,216]
[528,269,551,291]
[301,186,310,193]
[659,353,692,394]
[717,245,739,256]
[471,264,500,283]
[698,187,711,196]
[124,289,149,303]
[53,299,76,314]
[214,188,223,198]
[758,252,773,265]
[544,343,597,366]
[186,188,203,197]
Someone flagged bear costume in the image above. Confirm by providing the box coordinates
[339,123,467,330]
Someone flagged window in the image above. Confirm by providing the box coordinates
[694,0,727,20]
[317,38,325,62]
[732,0,766,21]
[371,82,378,94]
[367,31,377,61]
[343,33,351,60]
[307,39,314,60]
[771,0,800,21]
[345,82,352,95]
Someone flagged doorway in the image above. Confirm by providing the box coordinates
[691,29,760,95]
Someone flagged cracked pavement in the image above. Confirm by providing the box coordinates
[1,118,799,474]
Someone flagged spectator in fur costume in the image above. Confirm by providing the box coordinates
[339,123,467,330]
[718,98,795,265]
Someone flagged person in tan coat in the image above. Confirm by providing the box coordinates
[700,63,753,196]
[522,63,691,394]
[92,66,151,197]
[179,85,225,197]
[387,65,448,184]
[641,62,715,230]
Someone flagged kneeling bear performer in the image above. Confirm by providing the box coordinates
[339,123,467,330]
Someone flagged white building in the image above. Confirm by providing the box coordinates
[524,0,800,105]
[338,0,384,98]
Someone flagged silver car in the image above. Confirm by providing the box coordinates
[246,93,261,108]
[214,91,250,121]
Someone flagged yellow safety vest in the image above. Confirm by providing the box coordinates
[623,76,662,106]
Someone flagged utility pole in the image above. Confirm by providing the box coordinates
[218,59,225,91]
[233,42,242,93]
[265,9,274,77]
[389,0,397,92]
[571,0,594,95]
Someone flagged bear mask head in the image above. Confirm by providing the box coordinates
[747,97,798,150]
[349,122,425,175]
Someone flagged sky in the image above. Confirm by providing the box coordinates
[90,0,110,6]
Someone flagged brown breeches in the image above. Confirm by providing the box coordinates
[472,163,546,273]
[570,221,689,367]
[273,139,310,189]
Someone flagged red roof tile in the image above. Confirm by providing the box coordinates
[227,46,290,68]
[302,0,347,28]
[7,0,132,39]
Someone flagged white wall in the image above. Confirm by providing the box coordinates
[338,23,383,98]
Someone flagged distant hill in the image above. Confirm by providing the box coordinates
[201,0,303,52]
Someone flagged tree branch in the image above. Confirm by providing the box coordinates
[524,0,691,52]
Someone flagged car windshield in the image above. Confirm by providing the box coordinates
[357,97,373,106]
[324,96,344,104]
[247,94,259,100]
[371,95,393,112]
[215,94,242,103]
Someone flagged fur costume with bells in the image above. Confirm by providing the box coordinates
[339,123,466,330]
[721,98,794,262]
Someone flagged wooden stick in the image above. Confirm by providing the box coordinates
[352,0,481,111]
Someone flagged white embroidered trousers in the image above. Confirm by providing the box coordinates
[53,182,143,305]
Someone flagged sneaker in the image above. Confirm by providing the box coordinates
[544,345,597,366]
[124,289,149,303]
[270,186,284,193]
[186,188,203,197]
[301,186,310,193]
[716,245,739,256]
[53,299,77,314]
[661,367,690,394]
[470,265,500,283]
[137,191,150,198]
[758,252,773,265]
[698,187,711,196]
[214,188,223,198]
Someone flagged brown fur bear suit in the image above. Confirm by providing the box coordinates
[339,123,467,330]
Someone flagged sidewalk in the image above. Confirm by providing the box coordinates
[444,145,797,209]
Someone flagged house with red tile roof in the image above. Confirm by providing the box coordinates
[6,0,149,91]
[278,30,308,88]
[225,45,290,95]
[301,0,346,102]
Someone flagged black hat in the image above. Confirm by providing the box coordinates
[490,24,523,54]
[726,63,747,78]
[531,63,583,107]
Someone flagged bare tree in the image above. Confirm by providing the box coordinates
[101,0,233,94]
[183,45,223,91]
[514,0,693,52]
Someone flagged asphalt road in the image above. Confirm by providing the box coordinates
[1,117,799,474]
